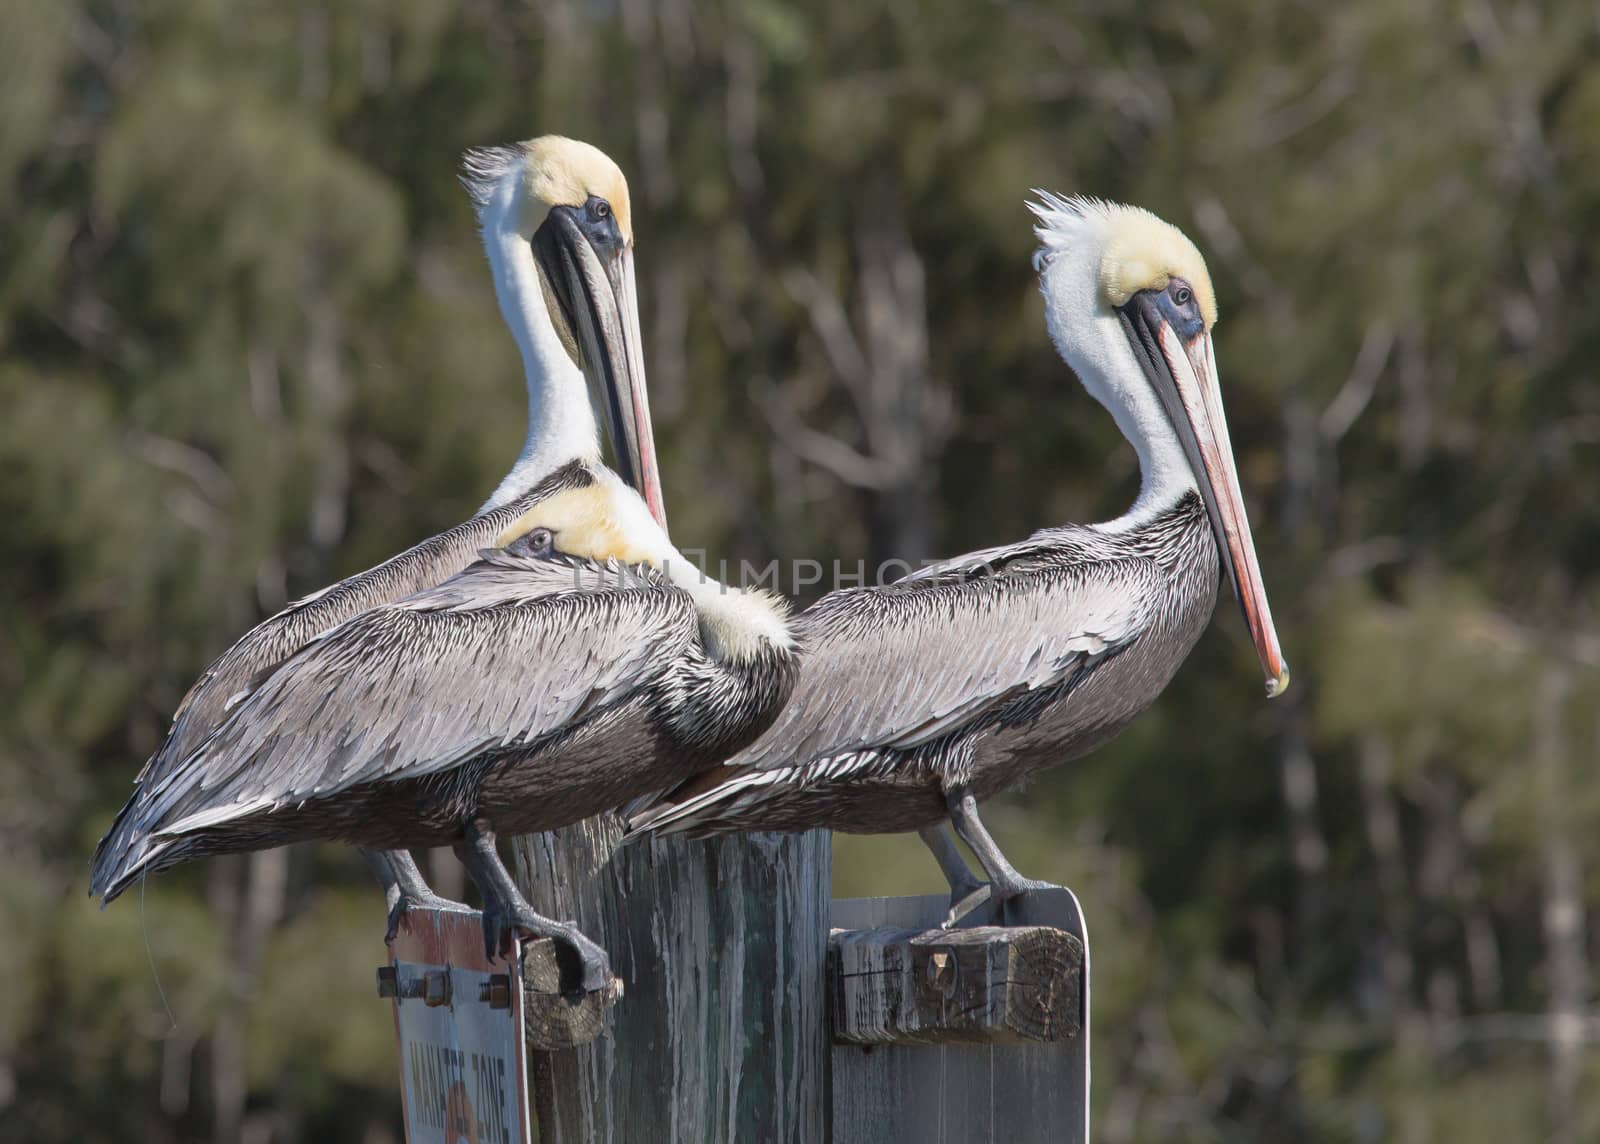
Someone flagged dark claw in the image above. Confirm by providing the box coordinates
[555,928,614,996]
[942,876,1056,929]
[480,907,614,996]
[480,905,514,962]
[941,884,992,929]
[386,889,471,944]
[993,876,1057,923]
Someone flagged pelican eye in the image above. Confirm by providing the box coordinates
[579,195,623,253]
[1171,282,1192,307]
[523,527,555,554]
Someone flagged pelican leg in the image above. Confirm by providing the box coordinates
[364,849,404,918]
[946,789,1054,924]
[453,820,613,995]
[365,848,471,943]
[918,826,990,928]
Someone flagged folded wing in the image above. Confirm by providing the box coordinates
[135,552,693,841]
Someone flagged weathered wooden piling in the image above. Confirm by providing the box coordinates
[390,848,1089,1143]
[511,818,831,1143]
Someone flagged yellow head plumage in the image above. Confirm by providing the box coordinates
[1031,194,1217,328]
[463,135,633,244]
[495,480,663,568]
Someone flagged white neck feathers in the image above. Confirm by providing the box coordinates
[1032,201,1196,531]
[657,548,794,666]
[476,182,600,513]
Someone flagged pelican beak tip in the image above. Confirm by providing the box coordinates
[1265,665,1291,700]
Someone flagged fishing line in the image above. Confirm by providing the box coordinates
[140,869,178,1032]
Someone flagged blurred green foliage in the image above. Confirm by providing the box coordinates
[2,0,1599,1140]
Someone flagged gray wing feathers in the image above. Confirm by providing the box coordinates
[89,466,599,897]
[624,558,1158,836]
[148,517,505,784]
[88,510,510,890]
[732,558,1157,771]
[144,556,691,838]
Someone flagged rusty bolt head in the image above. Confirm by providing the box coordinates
[479,974,512,1010]
[423,969,453,1008]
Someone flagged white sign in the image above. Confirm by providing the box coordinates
[386,909,532,1144]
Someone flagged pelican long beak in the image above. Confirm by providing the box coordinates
[533,212,668,531]
[1122,305,1291,698]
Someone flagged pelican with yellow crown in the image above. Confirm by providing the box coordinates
[627,196,1290,924]
[89,137,797,992]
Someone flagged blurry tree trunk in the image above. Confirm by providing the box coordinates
[618,0,676,213]
[776,189,947,571]
[302,293,350,558]
[209,850,288,1144]
[1414,776,1466,1031]
[1536,664,1584,1144]
[619,3,691,422]
[854,201,940,567]
[1355,734,1428,1144]
[1357,734,1416,1022]
[1277,394,1328,935]
[1276,695,1327,927]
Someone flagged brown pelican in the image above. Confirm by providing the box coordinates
[626,197,1290,923]
[90,139,795,989]
[92,135,651,922]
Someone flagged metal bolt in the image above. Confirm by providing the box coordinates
[379,966,455,1006]
[926,948,957,997]
[423,969,453,1007]
[479,974,512,1010]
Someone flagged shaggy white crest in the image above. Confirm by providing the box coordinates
[460,143,527,216]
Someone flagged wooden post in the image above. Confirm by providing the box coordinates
[829,887,1091,1143]
[511,817,831,1142]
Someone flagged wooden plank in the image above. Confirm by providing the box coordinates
[830,923,1082,1046]
[829,887,1091,1144]
[511,816,831,1143]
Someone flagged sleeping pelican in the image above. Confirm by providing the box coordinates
[626,197,1289,923]
[90,139,795,989]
